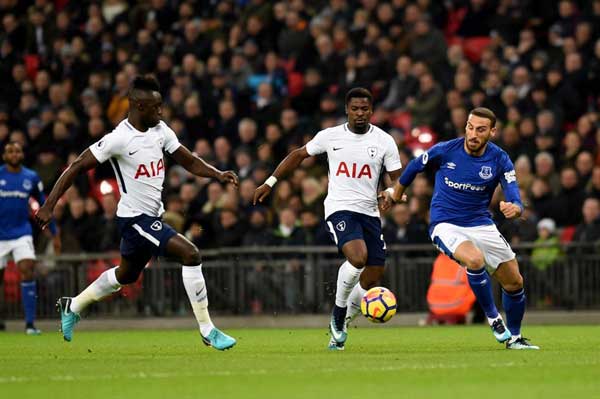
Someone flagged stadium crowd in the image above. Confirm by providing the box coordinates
[1,0,600,255]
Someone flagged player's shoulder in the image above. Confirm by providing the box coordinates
[20,166,39,179]
[434,138,463,152]
[486,141,510,161]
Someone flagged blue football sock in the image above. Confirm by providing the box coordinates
[332,304,346,330]
[466,267,499,319]
[502,288,525,336]
[21,280,37,327]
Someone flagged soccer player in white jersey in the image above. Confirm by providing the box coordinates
[254,88,402,350]
[35,76,238,350]
[383,107,539,349]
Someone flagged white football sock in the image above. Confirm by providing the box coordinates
[182,264,214,337]
[335,260,363,308]
[70,267,121,314]
[345,283,368,323]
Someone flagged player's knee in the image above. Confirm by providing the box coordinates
[117,269,141,285]
[348,252,367,269]
[463,252,485,270]
[503,274,524,292]
[182,246,202,266]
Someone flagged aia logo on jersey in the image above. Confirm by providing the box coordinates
[335,162,372,179]
[134,159,165,179]
[478,166,493,180]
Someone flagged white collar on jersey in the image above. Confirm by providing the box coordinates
[344,123,373,134]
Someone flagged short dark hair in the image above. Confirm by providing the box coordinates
[131,75,160,92]
[345,87,372,105]
[469,107,497,128]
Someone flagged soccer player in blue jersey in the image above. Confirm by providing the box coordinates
[0,142,61,334]
[382,107,539,349]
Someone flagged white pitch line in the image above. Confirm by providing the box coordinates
[1,360,599,384]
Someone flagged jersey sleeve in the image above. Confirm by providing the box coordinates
[383,136,402,171]
[399,141,447,186]
[89,132,123,163]
[305,129,328,156]
[499,152,523,209]
[162,122,182,154]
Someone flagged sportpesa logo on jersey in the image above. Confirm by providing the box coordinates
[444,177,486,191]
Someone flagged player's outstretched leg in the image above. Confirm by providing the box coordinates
[455,242,510,343]
[495,259,539,350]
[182,265,235,351]
[168,235,235,351]
[58,266,122,341]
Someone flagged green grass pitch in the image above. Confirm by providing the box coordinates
[1,325,600,399]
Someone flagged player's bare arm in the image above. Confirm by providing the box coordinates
[35,149,99,229]
[253,146,311,204]
[379,169,403,211]
[170,145,239,187]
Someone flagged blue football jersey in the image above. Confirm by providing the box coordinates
[400,138,522,232]
[0,165,56,240]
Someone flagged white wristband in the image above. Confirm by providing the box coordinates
[385,187,394,195]
[265,176,278,188]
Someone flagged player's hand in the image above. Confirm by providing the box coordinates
[499,201,522,219]
[253,184,272,205]
[52,233,62,256]
[218,170,239,187]
[34,205,53,230]
[378,190,395,211]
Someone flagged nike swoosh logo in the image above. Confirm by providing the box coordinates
[333,147,343,151]
[128,150,139,155]
[195,287,205,297]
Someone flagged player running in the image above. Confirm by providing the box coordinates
[383,107,539,350]
[35,75,238,350]
[0,141,61,334]
[254,88,402,350]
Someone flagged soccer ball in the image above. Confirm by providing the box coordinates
[361,287,397,323]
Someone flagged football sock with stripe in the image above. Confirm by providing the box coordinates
[502,288,525,336]
[70,267,121,314]
[466,266,499,321]
[182,264,214,337]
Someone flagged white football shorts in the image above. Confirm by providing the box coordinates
[430,223,515,273]
[0,235,36,268]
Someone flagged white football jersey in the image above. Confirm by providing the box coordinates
[89,119,181,218]
[306,123,401,218]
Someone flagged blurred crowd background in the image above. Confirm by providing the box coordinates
[1,0,600,258]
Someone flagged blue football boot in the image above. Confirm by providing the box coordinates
[57,297,80,342]
[201,328,236,351]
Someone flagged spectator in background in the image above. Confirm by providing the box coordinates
[242,207,273,246]
[586,166,600,198]
[214,208,246,247]
[553,167,586,227]
[380,55,418,111]
[531,218,563,271]
[571,197,600,250]
[535,151,561,195]
[406,72,443,126]
[272,208,305,246]
[98,193,120,251]
[383,203,429,245]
